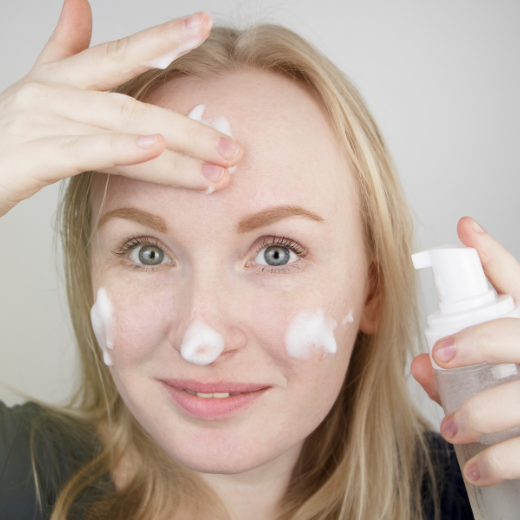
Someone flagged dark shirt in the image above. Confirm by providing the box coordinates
[0,400,474,519]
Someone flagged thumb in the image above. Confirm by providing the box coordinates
[33,0,92,68]
[410,353,441,406]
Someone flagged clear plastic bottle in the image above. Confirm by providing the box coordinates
[412,245,520,520]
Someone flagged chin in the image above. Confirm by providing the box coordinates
[164,441,268,474]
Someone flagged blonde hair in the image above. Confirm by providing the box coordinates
[44,23,441,520]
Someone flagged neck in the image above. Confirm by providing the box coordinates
[199,441,303,520]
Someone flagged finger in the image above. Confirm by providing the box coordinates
[410,354,441,405]
[439,379,520,444]
[100,150,231,192]
[4,113,231,193]
[457,216,520,303]
[48,12,212,91]
[0,133,165,213]
[432,318,520,368]
[34,0,92,67]
[462,435,520,487]
[42,88,243,168]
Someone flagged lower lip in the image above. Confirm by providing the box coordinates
[162,383,270,420]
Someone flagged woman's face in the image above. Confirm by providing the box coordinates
[90,68,375,474]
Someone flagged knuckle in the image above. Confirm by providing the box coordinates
[119,97,148,124]
[3,112,31,136]
[108,133,123,150]
[473,324,492,358]
[59,135,81,157]
[12,81,48,107]
[105,37,131,64]
[461,398,483,433]
[484,446,507,478]
[168,151,182,172]
[184,121,202,149]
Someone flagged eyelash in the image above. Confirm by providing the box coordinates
[113,235,308,274]
[253,236,308,274]
[113,235,167,272]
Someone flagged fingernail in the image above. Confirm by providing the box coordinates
[441,414,457,438]
[201,163,224,182]
[216,137,240,160]
[434,338,456,363]
[184,12,204,30]
[137,135,158,149]
[472,219,485,233]
[465,463,480,483]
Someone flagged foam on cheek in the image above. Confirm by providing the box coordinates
[90,288,116,367]
[285,309,337,360]
[187,104,237,176]
[180,319,225,365]
[342,311,354,326]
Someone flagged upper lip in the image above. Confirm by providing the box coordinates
[160,379,270,394]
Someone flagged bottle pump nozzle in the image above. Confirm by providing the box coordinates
[412,245,495,316]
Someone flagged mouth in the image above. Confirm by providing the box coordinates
[160,379,271,420]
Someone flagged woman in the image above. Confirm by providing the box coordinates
[1,1,519,519]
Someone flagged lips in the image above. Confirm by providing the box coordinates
[160,379,270,420]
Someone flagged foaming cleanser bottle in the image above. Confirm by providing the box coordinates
[412,244,520,520]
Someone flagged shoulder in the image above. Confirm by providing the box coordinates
[421,431,474,520]
[0,400,98,520]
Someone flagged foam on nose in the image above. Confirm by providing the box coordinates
[180,318,225,365]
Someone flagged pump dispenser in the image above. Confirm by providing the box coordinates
[413,244,520,520]
[413,245,519,370]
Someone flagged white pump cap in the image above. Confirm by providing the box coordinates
[412,245,495,315]
[412,244,519,370]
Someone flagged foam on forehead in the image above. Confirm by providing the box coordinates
[187,104,236,175]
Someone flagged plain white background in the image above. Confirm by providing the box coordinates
[1,0,519,432]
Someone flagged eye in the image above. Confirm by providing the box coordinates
[129,244,168,266]
[254,245,299,266]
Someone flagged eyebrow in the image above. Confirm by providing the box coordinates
[97,207,168,233]
[97,204,324,235]
[236,205,325,233]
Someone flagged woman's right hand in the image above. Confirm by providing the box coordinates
[0,0,243,218]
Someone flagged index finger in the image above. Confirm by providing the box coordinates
[458,216,520,303]
[45,11,211,91]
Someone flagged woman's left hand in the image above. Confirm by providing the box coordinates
[411,216,520,487]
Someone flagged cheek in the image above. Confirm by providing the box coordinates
[109,281,177,364]
[244,285,357,374]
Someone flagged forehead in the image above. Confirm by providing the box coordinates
[96,68,359,231]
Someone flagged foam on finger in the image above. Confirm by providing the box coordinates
[144,35,202,70]
[188,104,237,175]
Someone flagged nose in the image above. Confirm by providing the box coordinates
[169,271,247,365]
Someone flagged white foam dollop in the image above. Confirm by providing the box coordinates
[180,318,225,365]
[342,311,354,326]
[285,309,337,360]
[90,287,115,366]
[188,104,237,175]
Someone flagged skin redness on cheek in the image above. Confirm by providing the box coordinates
[284,308,338,360]
[90,287,116,366]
